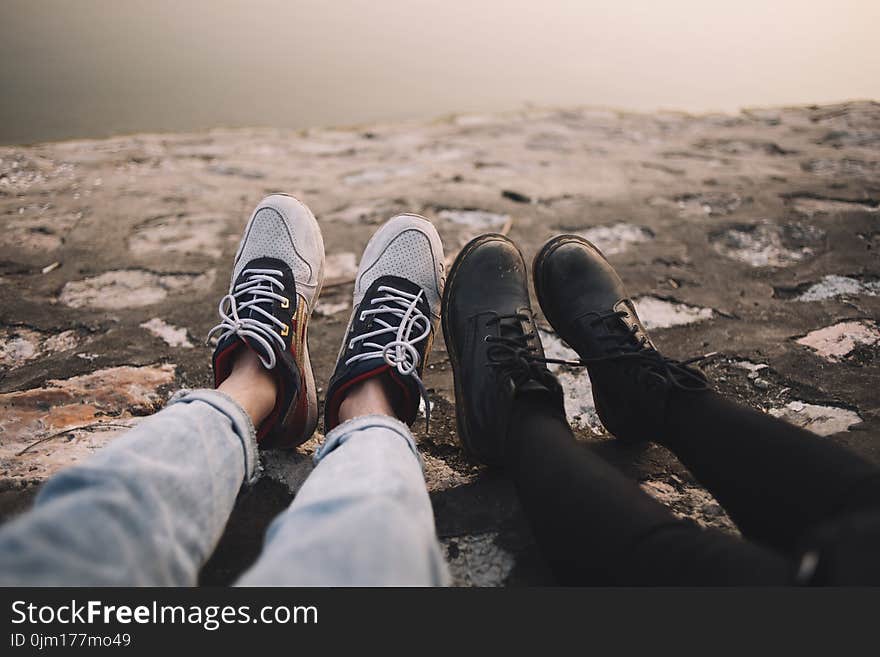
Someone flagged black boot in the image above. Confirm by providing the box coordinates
[533,234,709,444]
[442,234,565,467]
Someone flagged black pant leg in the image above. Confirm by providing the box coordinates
[506,395,792,585]
[661,391,880,552]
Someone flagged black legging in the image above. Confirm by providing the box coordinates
[506,391,880,585]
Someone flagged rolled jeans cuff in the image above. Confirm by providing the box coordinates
[167,388,260,486]
[315,414,422,468]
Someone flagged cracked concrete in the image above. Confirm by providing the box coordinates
[60,269,216,309]
[1,101,879,585]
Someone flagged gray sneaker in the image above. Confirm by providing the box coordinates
[323,214,445,431]
[208,194,325,448]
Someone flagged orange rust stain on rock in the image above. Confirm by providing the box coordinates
[0,365,175,483]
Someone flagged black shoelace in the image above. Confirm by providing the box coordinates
[484,313,576,384]
[485,310,709,393]
[574,309,709,391]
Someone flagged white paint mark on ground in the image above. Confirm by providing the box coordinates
[314,300,350,317]
[417,143,468,162]
[0,328,81,368]
[326,202,395,224]
[791,197,878,217]
[59,269,215,309]
[735,360,769,375]
[443,532,516,587]
[768,401,861,436]
[129,213,227,259]
[734,359,773,388]
[417,397,434,419]
[342,165,419,186]
[43,332,80,352]
[539,329,603,433]
[711,222,824,267]
[453,113,501,127]
[0,329,38,367]
[794,275,880,301]
[293,138,359,156]
[576,223,653,255]
[641,479,737,532]
[649,192,743,217]
[632,296,714,329]
[801,158,879,178]
[324,252,358,282]
[437,209,509,231]
[796,320,880,361]
[140,318,193,348]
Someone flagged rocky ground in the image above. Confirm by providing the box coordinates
[1,101,878,585]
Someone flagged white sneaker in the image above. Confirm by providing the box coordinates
[208,194,325,448]
[323,214,445,431]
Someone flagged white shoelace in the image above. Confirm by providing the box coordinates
[346,285,433,426]
[206,268,288,369]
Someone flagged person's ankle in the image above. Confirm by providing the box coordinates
[217,346,278,426]
[338,375,397,423]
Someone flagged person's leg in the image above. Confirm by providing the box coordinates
[238,213,449,586]
[508,395,792,585]
[0,349,268,586]
[660,391,880,553]
[0,193,325,586]
[237,379,448,586]
[443,234,791,584]
[533,233,880,556]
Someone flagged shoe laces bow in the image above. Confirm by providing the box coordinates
[206,268,289,370]
[345,285,433,428]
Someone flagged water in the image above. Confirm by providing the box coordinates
[1,0,877,145]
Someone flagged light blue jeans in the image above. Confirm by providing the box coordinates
[0,390,448,586]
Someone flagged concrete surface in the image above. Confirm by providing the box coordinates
[1,101,878,585]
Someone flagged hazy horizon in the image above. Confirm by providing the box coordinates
[1,0,878,145]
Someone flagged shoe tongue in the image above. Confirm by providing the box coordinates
[227,256,296,364]
[498,312,532,339]
[363,275,430,343]
[497,314,527,339]
[353,275,431,423]
[233,256,295,321]
[580,299,642,350]
[600,314,631,337]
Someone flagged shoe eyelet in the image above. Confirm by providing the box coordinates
[281,297,290,309]
[281,325,290,337]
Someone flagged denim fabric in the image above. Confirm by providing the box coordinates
[0,394,447,587]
